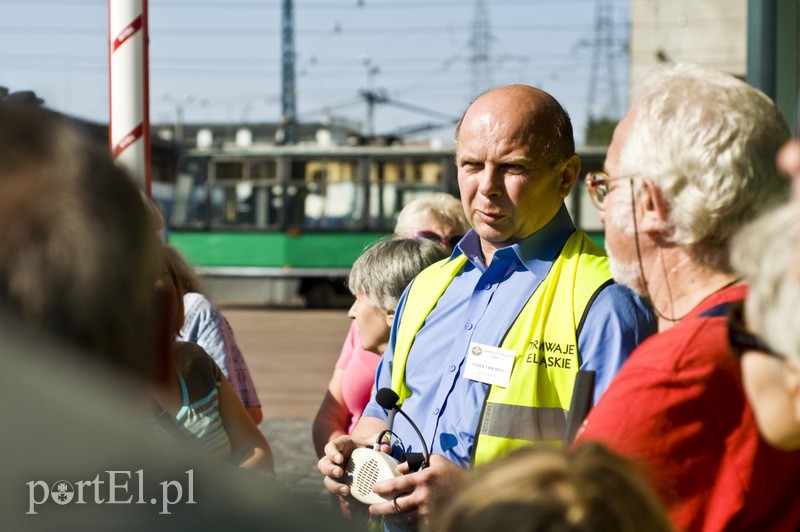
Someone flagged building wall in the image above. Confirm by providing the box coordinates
[630,0,747,88]
[775,1,800,134]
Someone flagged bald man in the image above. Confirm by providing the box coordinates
[318,85,655,528]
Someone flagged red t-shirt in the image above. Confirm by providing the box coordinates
[575,285,800,531]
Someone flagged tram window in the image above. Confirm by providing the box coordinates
[209,182,279,229]
[215,161,244,180]
[289,159,364,230]
[370,157,446,229]
[399,159,441,185]
[310,169,326,183]
[172,150,464,232]
[170,158,208,228]
[376,159,439,184]
[203,158,282,228]
[251,160,277,180]
[404,161,420,183]
[417,162,442,185]
[377,186,441,229]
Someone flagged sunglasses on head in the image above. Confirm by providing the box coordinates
[727,300,785,360]
[413,231,463,249]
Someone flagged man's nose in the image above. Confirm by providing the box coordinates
[598,210,607,226]
[476,165,503,197]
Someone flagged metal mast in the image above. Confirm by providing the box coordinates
[469,0,493,98]
[587,0,621,119]
[281,0,297,144]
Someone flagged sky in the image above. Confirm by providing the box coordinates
[0,0,630,145]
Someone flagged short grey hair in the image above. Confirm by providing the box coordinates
[347,237,448,313]
[394,193,471,237]
[620,63,790,270]
[731,202,800,362]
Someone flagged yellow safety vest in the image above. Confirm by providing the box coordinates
[390,229,612,467]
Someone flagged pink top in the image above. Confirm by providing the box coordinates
[335,321,381,434]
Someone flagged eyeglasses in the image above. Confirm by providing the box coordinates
[584,171,631,211]
[727,300,785,360]
[413,231,464,249]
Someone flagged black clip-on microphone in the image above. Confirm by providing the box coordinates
[375,387,430,471]
[341,388,431,505]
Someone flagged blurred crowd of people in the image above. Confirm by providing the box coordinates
[5,62,800,531]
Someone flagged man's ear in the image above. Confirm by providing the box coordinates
[384,309,396,328]
[558,154,581,198]
[637,179,669,234]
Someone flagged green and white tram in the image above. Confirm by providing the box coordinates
[167,144,606,306]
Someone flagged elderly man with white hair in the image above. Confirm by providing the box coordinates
[574,64,800,530]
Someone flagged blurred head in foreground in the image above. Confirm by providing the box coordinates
[0,103,163,380]
[430,443,673,532]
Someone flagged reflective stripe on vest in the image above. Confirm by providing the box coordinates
[480,403,567,442]
[390,229,612,466]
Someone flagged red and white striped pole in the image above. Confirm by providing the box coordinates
[108,0,151,196]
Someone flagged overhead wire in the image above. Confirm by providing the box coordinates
[0,0,625,7]
[0,21,608,37]
[0,0,631,7]
[0,0,635,134]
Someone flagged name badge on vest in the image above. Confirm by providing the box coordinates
[463,342,516,388]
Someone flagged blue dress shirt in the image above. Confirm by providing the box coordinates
[361,205,656,467]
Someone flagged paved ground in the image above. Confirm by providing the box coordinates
[223,307,352,499]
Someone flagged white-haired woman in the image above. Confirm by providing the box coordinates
[394,192,471,247]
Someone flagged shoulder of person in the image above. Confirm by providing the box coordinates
[183,293,226,332]
[624,316,731,379]
[174,341,221,378]
[183,292,215,313]
[594,281,646,307]
[581,282,656,329]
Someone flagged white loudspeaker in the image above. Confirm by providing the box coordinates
[343,447,401,505]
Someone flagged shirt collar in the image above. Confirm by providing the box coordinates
[451,204,576,277]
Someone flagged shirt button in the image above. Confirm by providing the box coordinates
[433,408,440,415]
[448,364,456,372]
[465,323,473,330]
[484,282,491,290]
